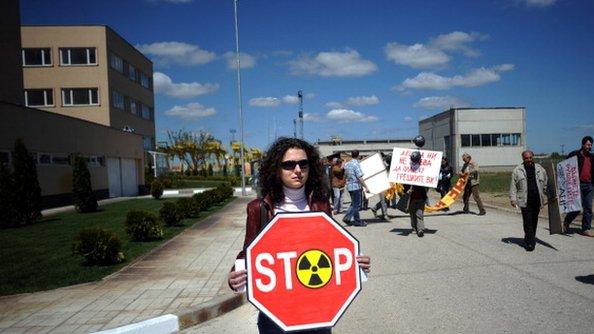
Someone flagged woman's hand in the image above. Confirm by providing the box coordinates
[356,255,371,274]
[228,269,247,292]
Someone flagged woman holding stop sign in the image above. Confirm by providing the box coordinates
[228,137,371,333]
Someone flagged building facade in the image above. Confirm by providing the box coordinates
[20,25,156,151]
[419,107,526,172]
[315,138,416,158]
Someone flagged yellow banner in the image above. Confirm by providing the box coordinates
[424,173,469,212]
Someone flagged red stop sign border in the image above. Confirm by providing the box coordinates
[245,211,362,332]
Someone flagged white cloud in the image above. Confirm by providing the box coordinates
[288,49,378,77]
[429,31,488,57]
[165,102,216,120]
[325,101,344,109]
[305,93,316,99]
[223,52,256,69]
[384,43,449,69]
[347,95,380,106]
[413,96,469,110]
[404,116,413,122]
[326,109,378,122]
[521,0,557,7]
[248,97,281,107]
[136,41,215,67]
[394,64,514,91]
[154,72,219,98]
[282,95,299,104]
[303,113,322,122]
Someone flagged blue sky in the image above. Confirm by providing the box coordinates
[21,0,594,154]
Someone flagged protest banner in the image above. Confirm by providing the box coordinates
[359,153,390,199]
[388,148,442,188]
[424,173,469,212]
[556,156,582,214]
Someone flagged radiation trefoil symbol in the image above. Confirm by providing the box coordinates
[296,249,333,288]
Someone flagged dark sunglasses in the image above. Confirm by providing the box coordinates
[280,159,309,170]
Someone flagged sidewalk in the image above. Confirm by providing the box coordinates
[0,196,254,333]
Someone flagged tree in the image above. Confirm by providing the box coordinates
[0,163,18,228]
[12,139,42,225]
[72,155,98,213]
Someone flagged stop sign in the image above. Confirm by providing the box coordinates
[246,211,361,331]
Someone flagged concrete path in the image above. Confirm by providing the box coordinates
[0,196,252,333]
[184,193,594,334]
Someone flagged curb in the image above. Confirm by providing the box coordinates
[177,292,247,330]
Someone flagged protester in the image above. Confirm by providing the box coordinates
[563,136,594,237]
[510,150,549,251]
[459,153,486,215]
[227,137,371,333]
[343,150,369,226]
[371,153,390,220]
[331,157,346,214]
[404,184,428,237]
[437,157,453,211]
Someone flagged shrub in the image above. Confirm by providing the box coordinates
[150,180,164,199]
[160,201,182,226]
[0,163,18,228]
[124,210,164,241]
[193,191,214,209]
[176,197,201,218]
[145,166,155,185]
[12,139,42,226]
[159,176,173,188]
[72,228,124,265]
[72,155,98,213]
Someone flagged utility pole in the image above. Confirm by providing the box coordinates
[233,0,246,196]
[561,144,565,156]
[293,118,297,138]
[298,90,304,139]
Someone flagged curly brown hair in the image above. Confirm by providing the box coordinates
[258,137,328,204]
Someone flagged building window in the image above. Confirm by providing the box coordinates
[511,133,521,146]
[141,105,151,120]
[110,52,124,72]
[60,48,97,66]
[112,90,124,109]
[143,136,153,150]
[140,72,150,89]
[22,48,52,66]
[51,154,70,165]
[471,134,480,147]
[481,134,492,147]
[38,153,52,165]
[62,88,99,106]
[0,151,10,166]
[461,134,470,147]
[129,98,137,115]
[128,64,137,82]
[25,89,54,107]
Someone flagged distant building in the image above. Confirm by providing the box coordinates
[315,138,415,158]
[419,107,526,172]
[20,25,156,151]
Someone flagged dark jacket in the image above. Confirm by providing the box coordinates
[438,165,453,187]
[567,149,594,185]
[235,194,332,260]
[403,184,428,201]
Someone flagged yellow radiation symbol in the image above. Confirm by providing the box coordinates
[296,249,333,289]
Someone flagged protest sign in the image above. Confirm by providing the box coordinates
[556,156,582,214]
[388,148,442,188]
[359,153,390,198]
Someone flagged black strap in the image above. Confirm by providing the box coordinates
[259,199,270,230]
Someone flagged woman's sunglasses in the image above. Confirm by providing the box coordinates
[280,159,309,170]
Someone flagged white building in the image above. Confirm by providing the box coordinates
[419,107,526,172]
[315,138,416,159]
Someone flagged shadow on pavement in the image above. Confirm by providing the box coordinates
[501,237,558,251]
[390,228,438,236]
[575,274,594,285]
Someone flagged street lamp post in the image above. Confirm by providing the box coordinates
[233,0,246,196]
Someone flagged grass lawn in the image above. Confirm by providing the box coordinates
[0,197,234,296]
[450,171,511,194]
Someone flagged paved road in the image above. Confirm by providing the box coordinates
[185,196,594,334]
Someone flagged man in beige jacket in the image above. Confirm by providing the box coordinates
[459,153,486,215]
[510,150,548,251]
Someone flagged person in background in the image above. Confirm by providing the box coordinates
[437,156,453,211]
[510,150,549,251]
[227,137,371,333]
[331,157,346,214]
[459,153,486,215]
[371,152,390,220]
[563,136,594,237]
[343,150,369,227]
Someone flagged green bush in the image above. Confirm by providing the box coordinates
[11,139,42,226]
[159,176,173,188]
[193,191,214,209]
[0,163,18,228]
[124,210,164,241]
[159,201,182,226]
[150,180,164,199]
[72,155,98,213]
[176,197,201,218]
[72,228,124,265]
